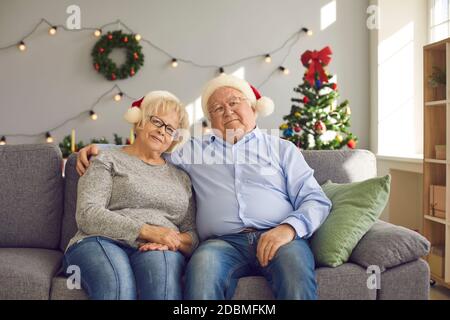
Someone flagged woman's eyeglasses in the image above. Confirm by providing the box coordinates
[148,116,178,138]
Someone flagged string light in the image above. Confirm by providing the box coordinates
[114,92,124,102]
[279,66,290,75]
[0,18,314,144]
[89,110,98,120]
[48,26,57,36]
[45,132,54,143]
[18,41,26,51]
[302,28,313,36]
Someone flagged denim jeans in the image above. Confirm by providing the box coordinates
[62,236,186,300]
[184,231,317,300]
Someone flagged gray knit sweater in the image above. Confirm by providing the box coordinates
[66,148,198,254]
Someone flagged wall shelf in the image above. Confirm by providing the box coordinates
[423,39,450,287]
[425,100,448,106]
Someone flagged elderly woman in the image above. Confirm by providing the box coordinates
[63,91,198,300]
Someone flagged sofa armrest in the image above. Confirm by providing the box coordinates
[349,220,430,272]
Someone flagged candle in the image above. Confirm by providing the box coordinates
[71,129,75,153]
[130,127,135,144]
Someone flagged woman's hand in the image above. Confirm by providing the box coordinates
[139,225,181,251]
[76,144,99,176]
[139,242,169,252]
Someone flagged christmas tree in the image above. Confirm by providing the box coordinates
[280,47,358,150]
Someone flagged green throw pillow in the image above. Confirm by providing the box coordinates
[311,175,391,268]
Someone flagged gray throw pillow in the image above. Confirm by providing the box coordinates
[349,220,430,272]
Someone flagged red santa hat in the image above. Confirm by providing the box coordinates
[201,74,275,119]
[124,91,181,124]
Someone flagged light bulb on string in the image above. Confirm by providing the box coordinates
[114,92,124,102]
[45,132,54,144]
[219,67,225,75]
[279,66,290,75]
[264,54,272,63]
[0,136,6,145]
[18,41,26,51]
[48,26,57,36]
[302,28,313,36]
[135,34,142,41]
[171,58,178,68]
[90,111,98,120]
[94,29,102,37]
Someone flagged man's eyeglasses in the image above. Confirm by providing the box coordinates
[148,116,178,138]
[208,97,247,118]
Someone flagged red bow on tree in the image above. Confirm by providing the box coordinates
[300,46,333,86]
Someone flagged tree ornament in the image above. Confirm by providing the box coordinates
[280,123,289,130]
[336,134,343,143]
[314,121,326,134]
[107,33,113,40]
[347,139,356,149]
[331,83,338,90]
[294,112,301,118]
[300,46,333,86]
[315,79,322,89]
[303,96,310,104]
[284,128,294,138]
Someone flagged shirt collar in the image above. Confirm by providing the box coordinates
[204,126,261,144]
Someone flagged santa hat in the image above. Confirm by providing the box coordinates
[201,74,275,119]
[124,91,181,124]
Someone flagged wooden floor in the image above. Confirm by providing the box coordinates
[430,285,450,300]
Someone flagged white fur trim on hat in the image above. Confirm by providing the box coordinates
[201,74,274,119]
[255,96,275,117]
[124,107,142,124]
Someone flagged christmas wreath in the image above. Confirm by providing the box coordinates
[92,30,144,81]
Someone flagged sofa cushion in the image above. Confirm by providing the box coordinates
[301,150,377,185]
[51,263,376,300]
[378,259,430,300]
[0,248,62,299]
[349,220,430,272]
[0,144,64,249]
[51,276,89,300]
[311,175,391,268]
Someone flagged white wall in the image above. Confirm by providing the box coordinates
[0,0,370,148]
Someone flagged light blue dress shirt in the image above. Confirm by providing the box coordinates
[166,127,332,241]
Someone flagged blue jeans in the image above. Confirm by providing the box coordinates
[184,231,317,300]
[62,236,185,300]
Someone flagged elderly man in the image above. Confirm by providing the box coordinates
[76,74,332,300]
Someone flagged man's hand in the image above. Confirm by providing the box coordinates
[139,225,182,251]
[257,224,296,268]
[76,144,99,176]
[139,242,169,252]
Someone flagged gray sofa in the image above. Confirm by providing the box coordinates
[0,144,431,300]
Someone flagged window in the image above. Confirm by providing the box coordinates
[430,0,450,42]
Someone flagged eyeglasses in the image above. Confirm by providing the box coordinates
[148,115,178,138]
[208,96,248,118]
